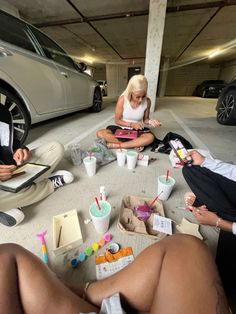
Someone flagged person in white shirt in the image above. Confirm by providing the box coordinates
[97,75,161,152]
[182,150,236,232]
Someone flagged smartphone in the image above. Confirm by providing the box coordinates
[169,139,192,165]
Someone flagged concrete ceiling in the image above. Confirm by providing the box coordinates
[4,0,236,68]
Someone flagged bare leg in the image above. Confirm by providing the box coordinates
[97,129,121,144]
[86,235,229,314]
[0,243,98,314]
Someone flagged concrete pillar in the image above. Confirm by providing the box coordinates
[158,57,169,97]
[144,0,167,112]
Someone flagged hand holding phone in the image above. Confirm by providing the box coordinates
[169,139,193,165]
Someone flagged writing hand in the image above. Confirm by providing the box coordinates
[0,164,17,181]
[189,205,218,226]
[131,122,144,130]
[13,148,31,166]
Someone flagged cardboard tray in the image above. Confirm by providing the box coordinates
[117,195,167,240]
[52,209,83,256]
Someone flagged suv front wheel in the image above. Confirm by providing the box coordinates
[0,87,30,143]
[90,88,102,112]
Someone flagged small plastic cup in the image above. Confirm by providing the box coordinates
[156,175,176,201]
[89,200,111,234]
[127,150,138,170]
[116,149,127,167]
[69,143,82,166]
[83,156,96,176]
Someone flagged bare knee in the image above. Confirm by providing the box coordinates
[0,243,24,259]
[96,129,106,138]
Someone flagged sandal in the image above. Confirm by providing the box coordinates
[184,192,196,207]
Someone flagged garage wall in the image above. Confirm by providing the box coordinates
[219,61,236,83]
[0,0,19,17]
[106,62,144,97]
[165,63,220,96]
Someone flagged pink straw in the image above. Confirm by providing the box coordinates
[166,169,169,182]
[95,197,101,210]
[118,143,122,152]
[89,151,92,160]
[149,191,163,207]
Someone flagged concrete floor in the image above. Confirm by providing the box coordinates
[1,96,236,286]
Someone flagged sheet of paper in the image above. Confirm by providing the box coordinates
[153,214,172,235]
[96,255,134,280]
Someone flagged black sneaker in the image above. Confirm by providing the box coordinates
[0,208,24,227]
[49,170,74,189]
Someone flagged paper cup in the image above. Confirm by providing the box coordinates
[89,201,111,234]
[116,149,127,167]
[83,156,96,176]
[156,175,176,201]
[69,143,82,166]
[127,150,138,170]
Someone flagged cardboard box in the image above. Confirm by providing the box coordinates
[52,209,83,256]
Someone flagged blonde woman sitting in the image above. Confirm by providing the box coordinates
[97,75,161,152]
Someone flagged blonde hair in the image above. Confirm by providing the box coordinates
[121,74,148,100]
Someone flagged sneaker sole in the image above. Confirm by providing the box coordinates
[0,212,17,226]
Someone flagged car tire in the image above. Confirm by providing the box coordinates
[217,89,236,125]
[90,88,102,112]
[0,87,30,144]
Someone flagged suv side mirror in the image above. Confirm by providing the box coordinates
[77,62,87,72]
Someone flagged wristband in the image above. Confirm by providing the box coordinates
[215,218,221,229]
[232,222,236,235]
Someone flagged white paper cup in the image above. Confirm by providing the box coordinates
[156,175,176,201]
[116,149,127,167]
[127,150,138,170]
[89,201,111,234]
[83,156,96,176]
[69,143,82,166]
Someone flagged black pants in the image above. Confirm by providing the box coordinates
[182,165,236,221]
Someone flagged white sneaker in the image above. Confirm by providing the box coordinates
[49,170,74,189]
[0,208,25,227]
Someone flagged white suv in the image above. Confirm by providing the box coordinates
[0,9,102,143]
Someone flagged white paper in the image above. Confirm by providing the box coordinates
[153,214,172,235]
[96,255,134,280]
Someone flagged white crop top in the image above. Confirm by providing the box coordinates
[122,96,147,123]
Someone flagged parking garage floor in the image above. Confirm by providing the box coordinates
[1,96,235,285]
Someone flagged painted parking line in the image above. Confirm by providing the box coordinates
[167,109,210,151]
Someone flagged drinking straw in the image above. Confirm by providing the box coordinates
[118,143,122,151]
[89,151,92,160]
[95,197,101,210]
[149,191,163,207]
[166,169,169,182]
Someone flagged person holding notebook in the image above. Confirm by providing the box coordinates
[97,75,161,152]
[0,103,74,227]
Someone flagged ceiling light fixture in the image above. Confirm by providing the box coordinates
[208,49,221,59]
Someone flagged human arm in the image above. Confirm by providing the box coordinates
[114,96,143,130]
[189,205,234,233]
[143,98,161,127]
[0,164,17,181]
[13,147,31,166]
[188,150,236,182]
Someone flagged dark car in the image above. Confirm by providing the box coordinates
[216,79,236,125]
[193,80,226,98]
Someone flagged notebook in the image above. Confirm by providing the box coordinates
[114,129,138,139]
[0,162,50,193]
